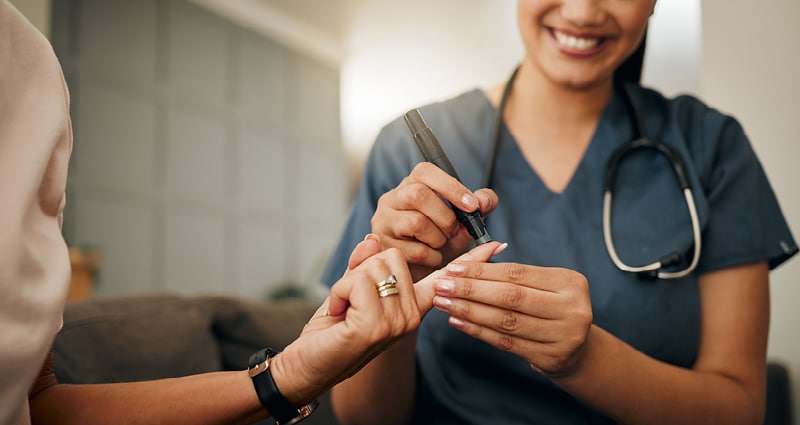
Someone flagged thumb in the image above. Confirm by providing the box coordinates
[330,234,381,316]
[475,188,499,216]
[414,241,507,313]
[346,234,381,274]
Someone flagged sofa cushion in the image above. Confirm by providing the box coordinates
[53,294,224,384]
[210,297,319,371]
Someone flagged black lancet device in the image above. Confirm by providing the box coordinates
[404,108,492,245]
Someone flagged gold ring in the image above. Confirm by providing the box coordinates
[378,287,399,298]
[375,274,399,298]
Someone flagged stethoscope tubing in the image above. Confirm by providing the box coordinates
[602,188,701,279]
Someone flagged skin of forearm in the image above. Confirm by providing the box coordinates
[551,326,764,425]
[29,371,267,425]
[331,332,419,425]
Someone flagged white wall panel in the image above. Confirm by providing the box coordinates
[75,197,158,295]
[75,83,157,192]
[164,210,227,294]
[236,221,289,298]
[166,108,228,202]
[168,1,229,105]
[238,32,287,130]
[238,131,287,213]
[291,55,341,147]
[80,0,158,87]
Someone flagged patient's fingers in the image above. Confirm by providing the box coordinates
[346,234,382,272]
[308,298,331,322]
[329,235,383,315]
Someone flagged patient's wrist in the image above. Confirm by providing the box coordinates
[268,351,310,405]
[248,348,318,425]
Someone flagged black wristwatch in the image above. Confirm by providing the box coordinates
[248,348,319,425]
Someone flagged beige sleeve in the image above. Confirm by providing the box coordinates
[0,1,74,424]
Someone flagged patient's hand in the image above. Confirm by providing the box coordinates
[269,235,420,405]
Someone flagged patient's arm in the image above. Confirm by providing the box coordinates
[30,356,266,425]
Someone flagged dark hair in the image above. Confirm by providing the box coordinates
[614,31,647,83]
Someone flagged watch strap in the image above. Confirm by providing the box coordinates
[248,348,318,425]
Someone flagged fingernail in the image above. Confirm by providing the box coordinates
[445,263,466,275]
[449,316,466,328]
[434,278,455,294]
[493,242,508,256]
[433,296,452,309]
[461,194,477,210]
[363,233,379,242]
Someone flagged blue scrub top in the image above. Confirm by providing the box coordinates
[322,84,798,424]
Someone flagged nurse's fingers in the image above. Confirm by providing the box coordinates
[375,162,479,241]
[444,262,587,295]
[434,263,592,338]
[407,162,480,215]
[474,188,499,217]
[432,296,568,342]
[375,179,457,244]
[440,314,589,377]
[414,241,507,314]
[433,277,563,320]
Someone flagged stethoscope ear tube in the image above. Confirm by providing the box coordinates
[482,65,521,190]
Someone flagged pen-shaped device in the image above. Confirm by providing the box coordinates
[404,108,492,245]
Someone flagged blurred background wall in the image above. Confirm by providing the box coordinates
[41,0,349,300]
[700,0,800,417]
[10,0,800,417]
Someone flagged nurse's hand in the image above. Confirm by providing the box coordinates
[431,261,593,377]
[371,162,499,281]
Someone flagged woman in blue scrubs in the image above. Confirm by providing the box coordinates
[323,1,797,424]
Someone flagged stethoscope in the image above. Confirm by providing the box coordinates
[482,66,701,280]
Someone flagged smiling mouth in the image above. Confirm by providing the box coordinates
[552,29,604,51]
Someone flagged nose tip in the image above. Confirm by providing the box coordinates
[561,0,606,26]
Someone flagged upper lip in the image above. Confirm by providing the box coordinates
[550,27,608,40]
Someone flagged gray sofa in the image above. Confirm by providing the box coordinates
[53,294,340,425]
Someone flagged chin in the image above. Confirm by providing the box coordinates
[544,64,615,91]
[553,74,609,91]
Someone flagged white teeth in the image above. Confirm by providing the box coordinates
[553,30,600,50]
